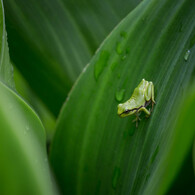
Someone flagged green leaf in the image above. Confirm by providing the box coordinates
[0,1,56,193]
[166,148,195,195]
[50,0,195,194]
[145,85,195,195]
[0,80,57,195]
[4,0,141,115]
[14,67,56,142]
[0,0,14,88]
[194,138,195,173]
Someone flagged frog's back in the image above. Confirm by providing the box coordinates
[131,79,148,107]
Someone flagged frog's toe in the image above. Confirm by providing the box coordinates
[132,116,141,127]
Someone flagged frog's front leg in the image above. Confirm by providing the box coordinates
[132,107,151,127]
[132,112,141,128]
[138,107,150,116]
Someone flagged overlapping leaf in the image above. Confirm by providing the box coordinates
[14,67,56,141]
[0,81,57,194]
[0,0,13,88]
[50,0,195,194]
[0,1,57,194]
[4,0,142,115]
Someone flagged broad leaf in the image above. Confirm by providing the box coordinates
[50,0,195,194]
[4,0,141,115]
[166,149,195,195]
[0,1,57,193]
[194,139,195,173]
[14,67,56,142]
[145,85,195,195]
[0,81,57,195]
[0,0,14,88]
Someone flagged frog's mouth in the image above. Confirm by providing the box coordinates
[119,110,130,116]
[119,107,139,117]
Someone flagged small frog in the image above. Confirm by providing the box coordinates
[117,79,155,127]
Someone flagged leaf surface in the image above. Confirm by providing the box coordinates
[4,0,142,115]
[145,84,195,195]
[0,0,14,88]
[0,1,57,193]
[0,81,57,195]
[50,0,195,194]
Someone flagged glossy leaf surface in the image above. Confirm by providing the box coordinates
[50,0,195,194]
[0,0,13,88]
[4,0,141,115]
[0,81,57,195]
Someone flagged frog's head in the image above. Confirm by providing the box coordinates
[117,102,137,118]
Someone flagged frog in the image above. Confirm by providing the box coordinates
[117,79,155,127]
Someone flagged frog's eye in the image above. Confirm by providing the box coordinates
[123,109,130,114]
[118,104,123,108]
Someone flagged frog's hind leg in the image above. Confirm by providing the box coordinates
[145,82,156,112]
[150,82,156,111]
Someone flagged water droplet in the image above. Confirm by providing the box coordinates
[150,145,159,164]
[141,16,148,23]
[94,51,110,80]
[121,47,130,60]
[110,62,118,71]
[112,166,120,189]
[26,126,30,131]
[115,89,125,102]
[116,42,123,55]
[121,55,126,61]
[184,50,190,61]
[120,31,127,39]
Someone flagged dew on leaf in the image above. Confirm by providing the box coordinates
[184,50,190,61]
[26,126,30,131]
[94,51,110,80]
[115,89,126,102]
[120,31,127,39]
[116,42,123,55]
[110,62,118,71]
[121,55,126,61]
